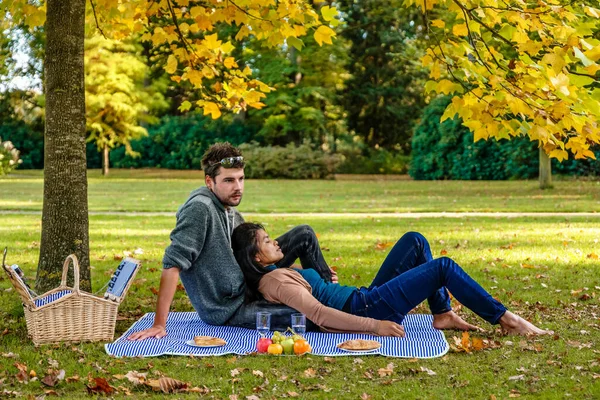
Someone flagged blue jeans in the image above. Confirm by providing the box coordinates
[350,232,507,325]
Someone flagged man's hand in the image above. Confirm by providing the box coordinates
[127,325,167,340]
[377,321,405,337]
[330,268,338,284]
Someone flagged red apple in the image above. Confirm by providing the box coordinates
[256,337,272,353]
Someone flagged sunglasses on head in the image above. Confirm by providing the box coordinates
[215,156,244,168]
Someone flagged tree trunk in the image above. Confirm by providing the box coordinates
[37,0,91,292]
[539,147,553,190]
[102,144,109,176]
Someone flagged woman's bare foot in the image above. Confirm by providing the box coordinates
[499,311,553,336]
[432,311,484,332]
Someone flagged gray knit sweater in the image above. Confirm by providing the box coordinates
[162,186,245,325]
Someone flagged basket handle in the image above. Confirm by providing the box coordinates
[61,254,80,294]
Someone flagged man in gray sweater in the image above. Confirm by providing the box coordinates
[129,143,336,339]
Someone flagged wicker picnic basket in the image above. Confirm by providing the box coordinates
[3,254,139,345]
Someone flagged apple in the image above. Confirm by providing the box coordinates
[267,343,283,355]
[281,338,295,355]
[256,337,272,353]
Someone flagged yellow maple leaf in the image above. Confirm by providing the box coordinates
[314,25,336,46]
[221,41,235,54]
[204,34,222,50]
[431,19,445,28]
[452,23,468,37]
[294,25,307,37]
[165,55,178,74]
[236,25,250,41]
[190,6,205,18]
[321,5,338,22]
[186,70,204,87]
[224,57,237,69]
[248,102,266,109]
[199,101,222,119]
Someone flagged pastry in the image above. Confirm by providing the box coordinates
[193,336,227,346]
[337,339,381,351]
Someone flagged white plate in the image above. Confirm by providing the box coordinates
[185,339,227,348]
[336,342,381,353]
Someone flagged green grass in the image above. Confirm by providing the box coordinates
[1,213,599,398]
[2,169,600,213]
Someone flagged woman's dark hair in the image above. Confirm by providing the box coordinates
[231,222,271,303]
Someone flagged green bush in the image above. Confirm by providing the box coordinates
[0,122,44,169]
[410,97,600,180]
[107,113,257,169]
[335,144,410,174]
[0,137,22,175]
[239,142,342,179]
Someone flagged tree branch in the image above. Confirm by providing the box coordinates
[227,0,272,22]
[89,0,107,39]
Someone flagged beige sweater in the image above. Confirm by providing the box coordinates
[258,268,381,335]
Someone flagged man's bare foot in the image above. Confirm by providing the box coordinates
[432,311,483,332]
[498,311,553,336]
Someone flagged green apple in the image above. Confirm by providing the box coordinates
[281,338,295,355]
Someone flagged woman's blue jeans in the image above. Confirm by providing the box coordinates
[349,232,507,325]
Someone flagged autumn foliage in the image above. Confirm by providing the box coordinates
[410,0,600,160]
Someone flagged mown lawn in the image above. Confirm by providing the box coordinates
[1,213,599,399]
[1,169,599,213]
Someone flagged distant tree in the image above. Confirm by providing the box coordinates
[337,0,428,153]
[245,33,350,150]
[85,36,168,175]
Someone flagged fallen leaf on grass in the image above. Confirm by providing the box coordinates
[420,366,437,376]
[287,391,299,397]
[587,253,598,259]
[14,362,28,382]
[375,241,394,250]
[323,357,335,363]
[117,385,133,396]
[303,368,317,378]
[41,369,65,387]
[451,332,498,353]
[230,368,241,377]
[246,396,260,400]
[361,394,372,400]
[147,377,188,393]
[508,374,525,381]
[86,377,114,395]
[252,370,264,378]
[377,363,394,377]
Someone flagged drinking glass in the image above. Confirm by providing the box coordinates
[291,313,306,335]
[256,312,271,337]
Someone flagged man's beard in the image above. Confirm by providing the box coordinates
[220,192,243,207]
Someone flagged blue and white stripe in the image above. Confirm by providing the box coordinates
[34,290,73,308]
[105,312,449,359]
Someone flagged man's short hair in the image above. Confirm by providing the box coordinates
[201,142,245,179]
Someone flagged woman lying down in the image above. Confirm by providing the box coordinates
[231,223,553,337]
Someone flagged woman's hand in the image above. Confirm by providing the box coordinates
[377,321,405,337]
[127,325,167,340]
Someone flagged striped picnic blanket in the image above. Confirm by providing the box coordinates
[105,312,449,358]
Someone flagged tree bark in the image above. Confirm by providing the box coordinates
[102,144,109,176]
[539,147,553,190]
[37,0,91,292]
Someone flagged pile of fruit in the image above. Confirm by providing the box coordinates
[256,329,311,355]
